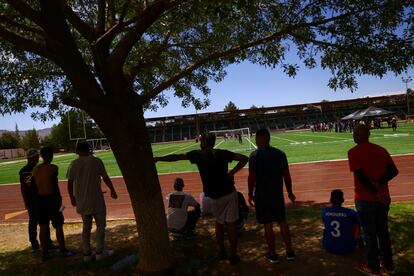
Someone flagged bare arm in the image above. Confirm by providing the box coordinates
[247,170,256,207]
[103,176,117,199]
[377,164,398,185]
[67,179,76,206]
[228,153,248,177]
[19,174,28,208]
[283,167,296,203]
[154,153,188,162]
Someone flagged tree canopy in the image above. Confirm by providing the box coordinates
[1,1,413,119]
[0,0,413,273]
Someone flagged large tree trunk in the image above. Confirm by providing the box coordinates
[95,104,173,274]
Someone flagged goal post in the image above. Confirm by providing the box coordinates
[209,127,256,150]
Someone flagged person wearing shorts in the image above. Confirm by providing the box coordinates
[248,128,296,264]
[155,133,248,265]
[32,147,75,261]
[19,148,55,251]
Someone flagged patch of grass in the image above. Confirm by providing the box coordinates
[1,202,413,275]
[1,125,413,185]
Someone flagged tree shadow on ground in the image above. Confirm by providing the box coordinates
[0,204,413,275]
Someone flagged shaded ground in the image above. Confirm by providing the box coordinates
[1,203,413,276]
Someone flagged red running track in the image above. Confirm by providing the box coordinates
[1,154,413,223]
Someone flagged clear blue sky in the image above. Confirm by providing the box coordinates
[1,61,413,130]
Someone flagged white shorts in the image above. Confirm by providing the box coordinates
[211,191,239,224]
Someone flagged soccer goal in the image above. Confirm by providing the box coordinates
[87,138,111,152]
[209,127,256,150]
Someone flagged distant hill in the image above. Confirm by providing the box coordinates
[0,128,52,138]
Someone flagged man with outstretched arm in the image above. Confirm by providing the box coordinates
[248,128,296,264]
[155,133,248,265]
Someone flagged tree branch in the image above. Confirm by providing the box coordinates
[63,4,96,42]
[0,25,53,59]
[60,96,84,109]
[6,0,45,28]
[141,5,389,103]
[0,14,44,36]
[96,0,106,35]
[108,0,187,72]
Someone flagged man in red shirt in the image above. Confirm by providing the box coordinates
[348,124,398,275]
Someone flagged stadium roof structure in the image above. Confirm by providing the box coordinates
[340,106,395,120]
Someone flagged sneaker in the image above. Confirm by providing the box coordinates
[356,263,381,276]
[42,252,53,262]
[286,251,296,261]
[228,254,240,265]
[265,252,280,264]
[83,254,93,262]
[60,249,77,258]
[96,249,114,261]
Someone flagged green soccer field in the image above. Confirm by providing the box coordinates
[1,125,413,185]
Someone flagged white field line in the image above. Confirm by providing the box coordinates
[2,152,414,186]
[245,137,257,149]
[271,135,299,143]
[152,143,182,152]
[293,133,350,140]
[214,140,225,149]
[164,142,199,155]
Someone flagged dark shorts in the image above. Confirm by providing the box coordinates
[38,194,64,228]
[255,202,286,224]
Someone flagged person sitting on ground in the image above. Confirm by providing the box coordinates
[166,178,201,238]
[322,189,360,255]
[32,147,76,261]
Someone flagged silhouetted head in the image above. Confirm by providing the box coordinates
[174,178,184,191]
[353,124,370,144]
[330,189,344,206]
[76,141,91,156]
[26,148,39,165]
[40,147,54,163]
[200,133,216,150]
[255,128,270,147]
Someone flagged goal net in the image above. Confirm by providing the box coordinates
[87,138,111,152]
[209,127,255,150]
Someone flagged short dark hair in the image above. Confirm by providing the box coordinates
[330,189,344,205]
[174,178,184,191]
[201,133,216,147]
[76,141,91,153]
[256,128,270,141]
[40,147,53,159]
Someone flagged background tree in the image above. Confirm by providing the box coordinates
[0,1,413,273]
[20,129,40,150]
[250,105,258,109]
[43,110,104,150]
[0,132,20,149]
[224,101,239,112]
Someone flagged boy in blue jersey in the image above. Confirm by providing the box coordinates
[322,189,360,254]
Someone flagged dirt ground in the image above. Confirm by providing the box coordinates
[2,207,411,276]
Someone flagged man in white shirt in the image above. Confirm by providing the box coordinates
[166,178,200,237]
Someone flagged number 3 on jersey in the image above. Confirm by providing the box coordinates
[330,220,341,237]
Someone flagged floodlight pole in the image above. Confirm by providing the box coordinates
[402,76,412,118]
